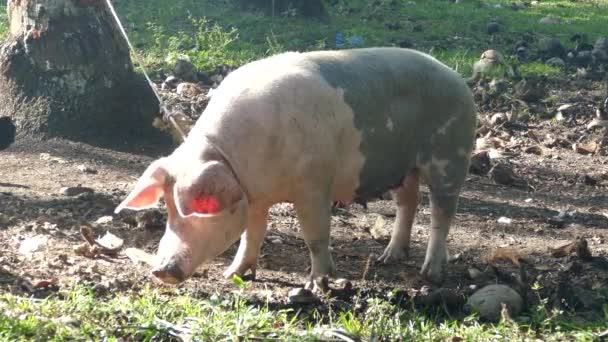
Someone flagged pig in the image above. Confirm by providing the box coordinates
[115,47,476,288]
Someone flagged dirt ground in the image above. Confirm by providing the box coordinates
[1,77,608,322]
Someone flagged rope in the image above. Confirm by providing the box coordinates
[104,0,187,141]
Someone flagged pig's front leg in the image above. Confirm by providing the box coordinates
[223,208,269,280]
[294,193,335,292]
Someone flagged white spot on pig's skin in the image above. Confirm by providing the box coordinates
[431,157,450,179]
[336,87,346,98]
[434,116,458,136]
[386,117,394,131]
[457,148,469,157]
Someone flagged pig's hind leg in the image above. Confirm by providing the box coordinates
[377,169,420,263]
[419,155,469,284]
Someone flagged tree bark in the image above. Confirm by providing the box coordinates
[0,0,161,144]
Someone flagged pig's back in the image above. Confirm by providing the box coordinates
[304,48,476,201]
[192,48,475,204]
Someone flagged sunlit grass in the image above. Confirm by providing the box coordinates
[0,282,605,341]
[0,4,7,40]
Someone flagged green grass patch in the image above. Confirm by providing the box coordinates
[1,281,606,341]
[0,4,7,40]
[112,0,608,77]
[2,1,607,76]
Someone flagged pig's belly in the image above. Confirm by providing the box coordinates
[352,152,417,202]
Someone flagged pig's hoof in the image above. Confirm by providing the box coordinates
[223,264,256,281]
[305,275,330,294]
[420,262,446,285]
[377,245,409,264]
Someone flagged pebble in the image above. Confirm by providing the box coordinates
[465,284,523,321]
[288,288,317,304]
[173,57,197,82]
[546,57,565,68]
[77,164,98,174]
[60,186,94,197]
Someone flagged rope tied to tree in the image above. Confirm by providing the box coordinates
[104,0,187,142]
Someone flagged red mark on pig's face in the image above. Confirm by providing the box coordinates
[191,196,221,214]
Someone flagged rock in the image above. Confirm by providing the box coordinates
[573,141,598,155]
[580,174,597,186]
[173,56,197,82]
[471,50,504,79]
[268,236,284,244]
[288,288,318,304]
[469,151,492,175]
[414,288,465,310]
[539,16,562,25]
[497,217,512,225]
[467,267,484,280]
[570,50,593,67]
[396,38,415,49]
[515,45,528,61]
[161,75,180,90]
[553,281,606,311]
[77,164,97,174]
[592,37,608,63]
[465,284,523,321]
[335,278,353,291]
[40,153,67,164]
[95,216,113,225]
[60,186,94,197]
[55,316,80,328]
[488,78,508,95]
[524,145,546,156]
[546,57,565,68]
[490,112,507,126]
[486,22,501,34]
[514,76,547,102]
[489,163,520,186]
[176,82,205,97]
[547,210,572,228]
[538,37,565,59]
[475,137,505,150]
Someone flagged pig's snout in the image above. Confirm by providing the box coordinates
[151,260,186,285]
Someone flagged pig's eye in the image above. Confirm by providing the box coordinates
[191,196,221,214]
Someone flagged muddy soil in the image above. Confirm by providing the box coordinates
[1,78,607,322]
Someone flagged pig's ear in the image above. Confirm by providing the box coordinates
[174,161,244,218]
[114,158,169,213]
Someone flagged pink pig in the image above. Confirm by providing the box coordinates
[115,47,477,288]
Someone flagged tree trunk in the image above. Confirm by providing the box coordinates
[0,0,161,144]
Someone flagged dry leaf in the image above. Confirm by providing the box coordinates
[124,247,156,266]
[550,238,592,261]
[34,277,59,289]
[487,247,524,267]
[573,141,598,155]
[524,145,545,156]
[95,231,124,251]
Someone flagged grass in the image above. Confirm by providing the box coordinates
[2,0,606,76]
[1,279,606,341]
[0,4,7,40]
[109,0,608,77]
